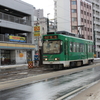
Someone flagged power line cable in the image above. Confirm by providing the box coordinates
[57,16,71,23]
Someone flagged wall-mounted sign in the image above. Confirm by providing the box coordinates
[9,36,26,42]
[34,26,40,36]
[19,53,24,58]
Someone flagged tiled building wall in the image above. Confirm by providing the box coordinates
[80,0,92,40]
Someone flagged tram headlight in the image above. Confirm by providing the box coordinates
[55,58,59,61]
[44,58,48,61]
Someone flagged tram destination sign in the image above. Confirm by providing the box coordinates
[43,35,58,39]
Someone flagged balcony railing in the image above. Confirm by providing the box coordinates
[0,12,31,26]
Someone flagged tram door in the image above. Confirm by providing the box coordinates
[64,40,68,60]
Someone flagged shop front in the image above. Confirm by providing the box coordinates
[0,49,34,65]
[0,42,35,66]
[1,50,11,65]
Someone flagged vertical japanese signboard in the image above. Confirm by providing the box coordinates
[34,26,40,36]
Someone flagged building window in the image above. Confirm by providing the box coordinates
[90,21,92,24]
[71,9,77,13]
[54,1,57,7]
[90,6,91,9]
[87,12,89,16]
[87,20,89,24]
[91,36,92,40]
[72,1,77,5]
[87,5,88,8]
[84,19,86,23]
[82,27,84,30]
[88,28,89,31]
[72,26,77,30]
[91,28,92,32]
[81,18,83,22]
[84,3,86,7]
[85,27,87,31]
[72,17,77,22]
[84,11,86,15]
[81,2,83,6]
[90,13,91,17]
[81,10,83,14]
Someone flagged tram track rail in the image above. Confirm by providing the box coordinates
[0,62,99,82]
[0,63,100,91]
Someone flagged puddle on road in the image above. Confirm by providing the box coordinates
[18,72,28,75]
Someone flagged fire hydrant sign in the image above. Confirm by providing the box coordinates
[34,26,40,36]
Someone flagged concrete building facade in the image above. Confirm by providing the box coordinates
[0,0,35,65]
[34,8,44,19]
[54,0,93,40]
[91,0,100,57]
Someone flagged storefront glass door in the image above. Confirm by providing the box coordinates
[1,50,11,65]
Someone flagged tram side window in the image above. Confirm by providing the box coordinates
[79,43,83,52]
[90,45,91,52]
[73,42,77,52]
[79,43,81,52]
[77,43,79,52]
[79,44,80,52]
[92,45,94,52]
[70,42,73,52]
[64,42,67,54]
[88,45,92,52]
[82,44,85,52]
[88,45,90,52]
[90,45,93,52]
[75,43,77,52]
[88,45,89,52]
[85,44,86,53]
[73,42,75,52]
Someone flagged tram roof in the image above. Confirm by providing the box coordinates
[46,31,93,42]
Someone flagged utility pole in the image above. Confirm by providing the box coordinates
[34,18,40,66]
[47,13,50,32]
[35,18,40,53]
[93,24,96,57]
[0,21,1,65]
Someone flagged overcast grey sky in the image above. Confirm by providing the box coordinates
[22,0,54,19]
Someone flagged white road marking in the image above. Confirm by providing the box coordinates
[56,81,99,100]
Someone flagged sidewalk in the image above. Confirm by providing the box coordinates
[70,81,100,100]
[0,64,28,69]
[0,64,28,72]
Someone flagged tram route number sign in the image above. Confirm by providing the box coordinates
[43,35,58,39]
[34,26,40,36]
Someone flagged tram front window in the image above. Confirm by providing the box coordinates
[43,40,61,54]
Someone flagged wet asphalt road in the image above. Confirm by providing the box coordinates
[0,61,98,82]
[0,65,100,100]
